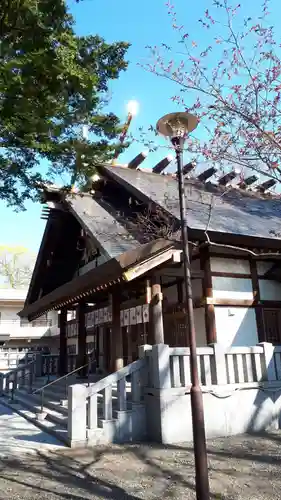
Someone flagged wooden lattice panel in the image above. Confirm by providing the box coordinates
[163,303,188,347]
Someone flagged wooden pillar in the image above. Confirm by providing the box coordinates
[177,278,183,303]
[149,277,165,344]
[250,259,264,341]
[111,292,123,372]
[200,248,217,344]
[77,302,87,377]
[59,308,67,376]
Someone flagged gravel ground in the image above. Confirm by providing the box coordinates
[0,433,281,499]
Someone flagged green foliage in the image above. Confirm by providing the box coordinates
[0,245,36,288]
[0,0,129,208]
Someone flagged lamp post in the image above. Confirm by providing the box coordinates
[156,112,210,500]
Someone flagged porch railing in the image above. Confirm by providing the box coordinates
[144,342,281,390]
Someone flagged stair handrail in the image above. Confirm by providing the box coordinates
[32,355,95,395]
[33,354,96,414]
[88,358,146,397]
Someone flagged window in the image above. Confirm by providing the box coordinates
[67,344,77,355]
[263,308,281,344]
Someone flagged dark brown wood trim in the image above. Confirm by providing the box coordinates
[59,308,67,376]
[200,247,217,344]
[212,271,279,280]
[111,291,123,372]
[259,300,281,307]
[212,272,251,279]
[177,279,183,303]
[250,259,265,341]
[208,251,250,260]
[77,302,87,377]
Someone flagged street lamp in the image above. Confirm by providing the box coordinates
[156,112,210,500]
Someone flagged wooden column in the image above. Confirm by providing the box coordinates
[250,259,264,341]
[200,248,217,344]
[149,277,165,344]
[111,292,124,372]
[77,302,87,377]
[177,278,183,303]
[59,308,67,376]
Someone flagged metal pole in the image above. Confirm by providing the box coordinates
[172,136,210,500]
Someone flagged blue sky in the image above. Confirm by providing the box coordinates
[1,0,279,252]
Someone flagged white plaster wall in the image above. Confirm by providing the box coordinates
[193,308,206,346]
[259,279,281,301]
[212,276,253,300]
[215,307,258,347]
[211,257,250,274]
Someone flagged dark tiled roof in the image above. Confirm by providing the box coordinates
[67,193,140,259]
[101,165,281,241]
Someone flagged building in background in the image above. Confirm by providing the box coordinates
[0,288,59,352]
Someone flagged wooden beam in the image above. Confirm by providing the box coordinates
[203,297,281,308]
[205,298,254,306]
[218,169,239,186]
[77,302,87,377]
[256,179,277,193]
[200,248,217,344]
[111,291,123,372]
[128,152,148,170]
[152,155,173,174]
[197,166,217,182]
[211,272,251,279]
[177,279,183,303]
[250,259,265,342]
[123,248,182,282]
[59,308,67,376]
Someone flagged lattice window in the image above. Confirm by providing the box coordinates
[263,308,281,344]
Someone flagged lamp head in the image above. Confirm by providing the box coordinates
[127,100,139,117]
[156,112,199,139]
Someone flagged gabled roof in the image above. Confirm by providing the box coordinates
[67,193,140,259]
[97,164,281,242]
[22,191,142,316]
[21,153,281,319]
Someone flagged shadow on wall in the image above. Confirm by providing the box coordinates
[216,307,259,347]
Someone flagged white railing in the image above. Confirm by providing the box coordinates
[68,357,147,445]
[145,342,281,389]
[0,358,38,395]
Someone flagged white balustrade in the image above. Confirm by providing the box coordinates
[142,342,281,389]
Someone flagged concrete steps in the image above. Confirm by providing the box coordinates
[0,376,71,446]
[0,374,136,447]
